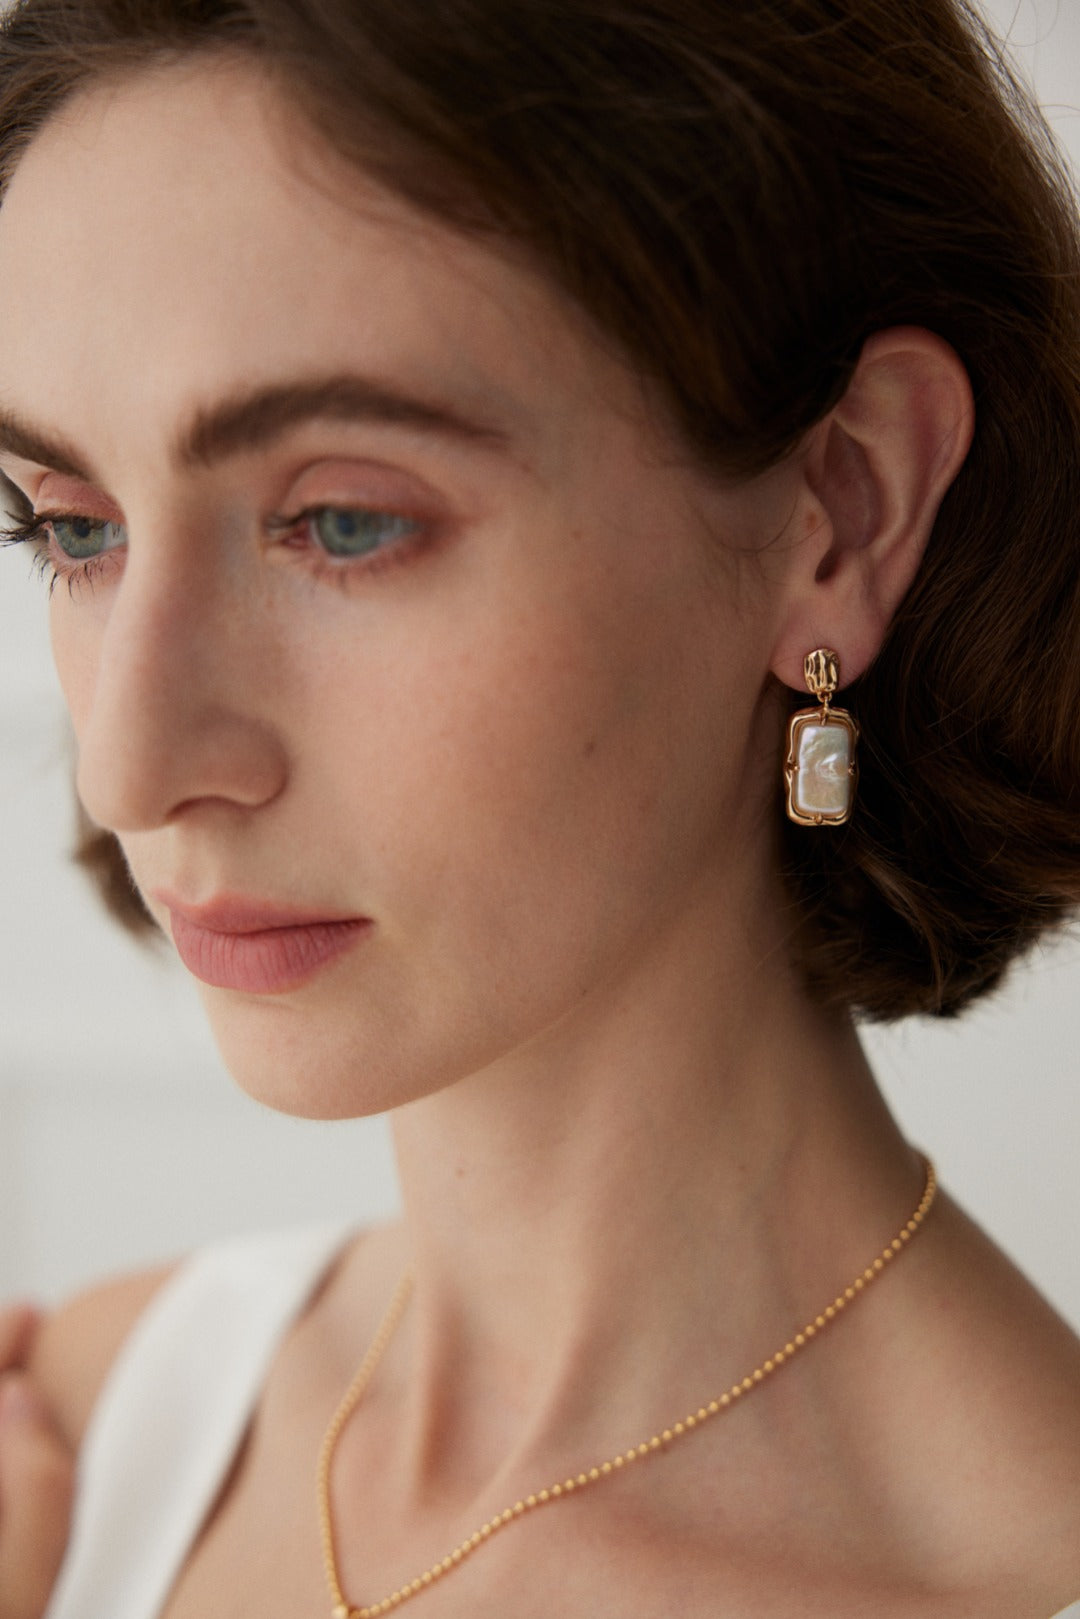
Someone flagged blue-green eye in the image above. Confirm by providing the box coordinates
[310,508,420,559]
[42,507,418,568]
[50,516,126,560]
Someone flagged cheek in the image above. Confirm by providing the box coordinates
[309,559,742,973]
[49,596,103,738]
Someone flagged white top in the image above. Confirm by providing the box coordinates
[43,1224,1080,1619]
[45,1223,354,1619]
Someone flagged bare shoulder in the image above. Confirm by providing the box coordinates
[27,1261,180,1450]
[887,1192,1080,1604]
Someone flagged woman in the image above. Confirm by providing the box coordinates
[0,0,1078,1615]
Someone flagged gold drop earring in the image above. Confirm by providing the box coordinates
[784,648,859,826]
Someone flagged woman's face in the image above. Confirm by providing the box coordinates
[0,60,797,1116]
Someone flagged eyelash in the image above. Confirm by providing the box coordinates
[0,505,428,597]
[0,514,86,597]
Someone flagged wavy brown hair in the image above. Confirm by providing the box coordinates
[2,0,1079,1017]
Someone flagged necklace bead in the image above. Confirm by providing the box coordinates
[319,1157,937,1618]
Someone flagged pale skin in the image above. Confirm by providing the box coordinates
[0,1309,71,1619]
[0,56,1078,1619]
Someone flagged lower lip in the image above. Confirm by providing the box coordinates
[169,914,370,994]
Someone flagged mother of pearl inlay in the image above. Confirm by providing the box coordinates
[790,718,855,820]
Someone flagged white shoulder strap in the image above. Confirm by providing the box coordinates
[45,1222,355,1619]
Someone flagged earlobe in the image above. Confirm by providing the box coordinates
[772,326,975,690]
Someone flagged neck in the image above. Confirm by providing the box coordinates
[383,877,918,1501]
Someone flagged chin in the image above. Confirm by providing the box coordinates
[196,987,469,1121]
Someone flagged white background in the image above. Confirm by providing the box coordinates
[0,0,1077,1328]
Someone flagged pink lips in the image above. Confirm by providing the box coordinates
[161,895,371,994]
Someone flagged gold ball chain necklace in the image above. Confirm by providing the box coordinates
[318,1156,938,1619]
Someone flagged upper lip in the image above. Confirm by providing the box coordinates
[154,891,367,935]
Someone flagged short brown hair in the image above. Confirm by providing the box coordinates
[2,0,1079,1018]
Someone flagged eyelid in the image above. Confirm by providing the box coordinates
[266,500,428,539]
[35,474,124,523]
[274,456,450,519]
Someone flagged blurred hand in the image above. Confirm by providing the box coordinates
[0,1307,73,1619]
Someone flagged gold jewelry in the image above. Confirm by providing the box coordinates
[318,1156,937,1619]
[784,647,860,825]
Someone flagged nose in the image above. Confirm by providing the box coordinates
[70,534,288,833]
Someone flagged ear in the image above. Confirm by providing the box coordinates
[769,327,975,692]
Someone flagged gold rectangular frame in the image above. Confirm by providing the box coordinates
[784,708,859,827]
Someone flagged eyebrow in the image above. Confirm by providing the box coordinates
[0,414,92,481]
[178,375,517,469]
[0,373,518,483]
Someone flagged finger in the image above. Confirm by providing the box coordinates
[0,1310,39,1375]
[0,1376,75,1619]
